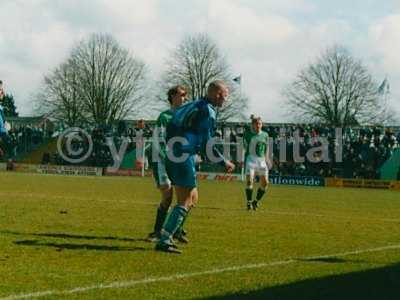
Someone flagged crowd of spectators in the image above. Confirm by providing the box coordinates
[214,124,399,179]
[52,120,400,180]
[53,120,154,167]
[0,125,51,161]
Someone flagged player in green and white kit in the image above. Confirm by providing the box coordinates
[147,85,188,242]
[243,117,270,210]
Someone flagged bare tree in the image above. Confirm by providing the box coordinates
[161,33,248,121]
[285,45,391,126]
[37,62,84,126]
[37,33,147,126]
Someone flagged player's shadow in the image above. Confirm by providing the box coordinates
[3,230,152,252]
[1,230,148,243]
[296,257,362,263]
[13,240,150,252]
[198,262,400,300]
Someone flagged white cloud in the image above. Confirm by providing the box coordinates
[200,0,356,120]
[369,14,400,71]
[0,0,398,122]
[367,14,400,118]
[0,0,162,115]
[101,0,158,27]
[208,0,297,49]
[234,0,316,15]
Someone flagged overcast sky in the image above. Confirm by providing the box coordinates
[0,0,399,122]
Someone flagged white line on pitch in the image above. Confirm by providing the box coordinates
[264,210,400,223]
[1,243,400,300]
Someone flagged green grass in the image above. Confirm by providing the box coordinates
[0,172,399,300]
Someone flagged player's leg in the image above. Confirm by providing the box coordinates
[258,175,268,199]
[173,188,197,243]
[190,187,199,207]
[245,172,255,210]
[245,156,256,210]
[156,156,196,253]
[253,166,269,210]
[156,186,194,253]
[174,188,198,244]
[148,184,172,241]
[174,187,199,241]
[245,156,258,210]
[148,162,173,241]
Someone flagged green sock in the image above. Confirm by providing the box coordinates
[256,187,266,201]
[154,205,168,234]
[175,207,190,237]
[159,205,188,245]
[246,188,253,203]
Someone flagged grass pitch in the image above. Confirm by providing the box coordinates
[0,172,399,299]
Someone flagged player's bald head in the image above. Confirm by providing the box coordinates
[207,80,227,95]
[207,80,229,107]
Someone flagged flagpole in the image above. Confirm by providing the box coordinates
[384,81,389,114]
[383,76,390,111]
[239,75,242,101]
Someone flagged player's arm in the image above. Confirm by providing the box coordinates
[152,114,167,161]
[189,108,234,172]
